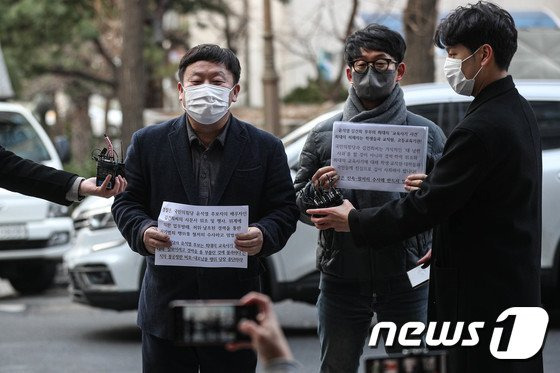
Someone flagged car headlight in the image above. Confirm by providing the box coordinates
[73,205,117,231]
[92,238,127,251]
[47,231,70,246]
[47,203,69,217]
[87,210,117,231]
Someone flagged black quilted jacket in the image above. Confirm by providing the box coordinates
[294,111,446,295]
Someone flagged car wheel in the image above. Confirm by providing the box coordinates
[8,261,57,294]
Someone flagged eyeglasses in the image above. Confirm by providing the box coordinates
[352,58,397,74]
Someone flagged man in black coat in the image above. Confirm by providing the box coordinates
[306,3,543,372]
[0,145,126,204]
[111,44,299,372]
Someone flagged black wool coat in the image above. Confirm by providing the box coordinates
[112,114,299,340]
[349,76,543,373]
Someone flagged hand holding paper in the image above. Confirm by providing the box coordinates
[407,264,430,288]
[407,249,432,287]
[404,173,427,192]
[306,199,355,232]
[143,226,172,254]
[235,227,263,256]
[416,248,432,268]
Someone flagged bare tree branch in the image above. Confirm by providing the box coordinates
[275,36,318,66]
[275,1,326,66]
[327,1,343,40]
[93,38,117,71]
[35,66,117,88]
[274,0,359,101]
[343,0,360,44]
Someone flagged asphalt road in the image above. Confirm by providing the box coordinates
[0,280,559,373]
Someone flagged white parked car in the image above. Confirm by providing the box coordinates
[0,102,73,294]
[64,80,560,310]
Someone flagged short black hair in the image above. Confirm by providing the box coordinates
[178,44,241,84]
[345,24,406,66]
[434,1,517,70]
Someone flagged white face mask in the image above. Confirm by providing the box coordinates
[444,47,483,96]
[181,84,234,125]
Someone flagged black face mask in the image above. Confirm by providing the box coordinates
[352,68,396,102]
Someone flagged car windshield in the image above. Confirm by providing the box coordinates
[0,111,50,162]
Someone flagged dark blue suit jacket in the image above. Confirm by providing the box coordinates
[112,114,299,339]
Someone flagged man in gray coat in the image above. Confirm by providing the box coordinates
[294,24,446,373]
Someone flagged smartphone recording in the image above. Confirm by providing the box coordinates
[170,300,258,346]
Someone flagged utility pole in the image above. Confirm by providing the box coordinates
[262,0,281,135]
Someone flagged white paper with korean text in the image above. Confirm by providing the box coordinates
[331,122,428,192]
[155,201,248,268]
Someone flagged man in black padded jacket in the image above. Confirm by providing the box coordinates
[294,24,446,373]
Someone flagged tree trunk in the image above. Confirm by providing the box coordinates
[67,87,92,165]
[119,0,145,154]
[401,0,438,85]
[146,70,163,108]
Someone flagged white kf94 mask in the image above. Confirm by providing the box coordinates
[443,47,483,96]
[182,84,234,124]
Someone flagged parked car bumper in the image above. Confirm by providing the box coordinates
[0,217,73,260]
[64,228,144,310]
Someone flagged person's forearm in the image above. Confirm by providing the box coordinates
[65,177,85,202]
[0,146,77,205]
